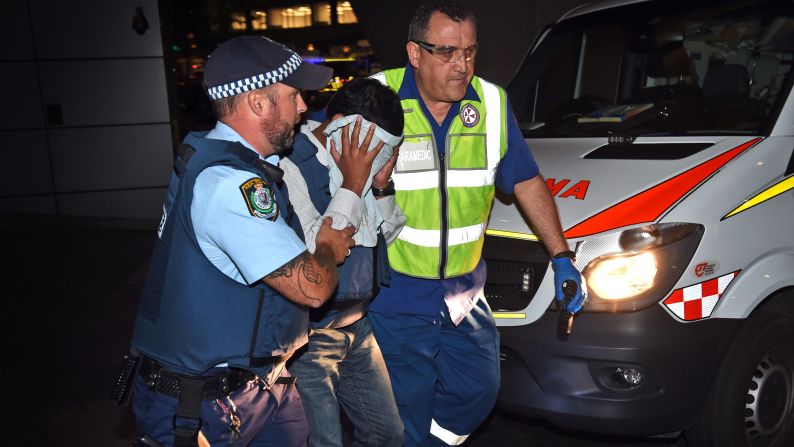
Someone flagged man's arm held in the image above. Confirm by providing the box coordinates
[263,247,339,308]
[262,217,354,307]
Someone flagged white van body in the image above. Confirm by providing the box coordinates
[485,1,794,445]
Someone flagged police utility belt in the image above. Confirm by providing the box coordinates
[143,356,294,400]
[112,351,294,407]
[142,357,242,400]
[113,351,296,447]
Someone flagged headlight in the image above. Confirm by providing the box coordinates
[587,252,657,299]
[576,223,704,312]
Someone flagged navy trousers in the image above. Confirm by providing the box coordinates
[131,367,308,446]
[369,298,500,446]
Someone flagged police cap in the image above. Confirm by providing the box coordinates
[204,36,332,101]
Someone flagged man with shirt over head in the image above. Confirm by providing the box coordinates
[124,36,376,446]
[282,78,405,447]
[368,2,587,446]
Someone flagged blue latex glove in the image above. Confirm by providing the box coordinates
[550,256,586,314]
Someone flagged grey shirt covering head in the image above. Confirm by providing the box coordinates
[280,117,406,252]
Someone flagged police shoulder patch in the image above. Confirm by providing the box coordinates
[239,177,279,220]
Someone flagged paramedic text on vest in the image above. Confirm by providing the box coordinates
[367,2,587,446]
[122,36,357,447]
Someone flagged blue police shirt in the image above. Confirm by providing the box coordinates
[192,121,307,285]
[369,65,539,317]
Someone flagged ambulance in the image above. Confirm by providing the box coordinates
[485,0,794,445]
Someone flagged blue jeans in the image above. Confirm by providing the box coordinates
[132,366,308,446]
[289,317,403,447]
[369,298,500,446]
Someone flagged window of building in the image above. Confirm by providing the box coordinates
[268,6,312,29]
[251,10,267,30]
[313,2,331,25]
[336,1,358,24]
[230,12,247,31]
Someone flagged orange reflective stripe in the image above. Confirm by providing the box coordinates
[564,137,762,239]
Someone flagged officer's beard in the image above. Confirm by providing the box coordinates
[260,102,297,155]
[264,120,294,155]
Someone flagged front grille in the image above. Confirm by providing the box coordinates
[482,235,549,311]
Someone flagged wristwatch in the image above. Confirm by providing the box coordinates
[371,179,395,197]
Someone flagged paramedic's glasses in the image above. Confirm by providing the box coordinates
[413,40,477,63]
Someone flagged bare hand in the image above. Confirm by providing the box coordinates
[373,145,400,190]
[331,116,386,196]
[315,217,356,264]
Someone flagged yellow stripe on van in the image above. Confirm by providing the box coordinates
[493,312,527,319]
[485,229,540,241]
[723,175,794,220]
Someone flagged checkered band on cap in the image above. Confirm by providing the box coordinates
[207,52,303,100]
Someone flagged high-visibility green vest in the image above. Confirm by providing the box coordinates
[371,68,508,278]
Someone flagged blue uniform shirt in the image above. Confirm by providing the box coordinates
[369,66,539,317]
[192,121,306,285]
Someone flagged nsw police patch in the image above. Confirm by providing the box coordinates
[459,103,480,128]
[240,177,279,220]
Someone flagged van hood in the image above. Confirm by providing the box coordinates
[487,136,762,240]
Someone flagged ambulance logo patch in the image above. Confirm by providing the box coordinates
[240,177,278,220]
[662,271,740,321]
[459,103,479,127]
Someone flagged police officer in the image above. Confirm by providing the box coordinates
[368,1,587,445]
[126,36,364,446]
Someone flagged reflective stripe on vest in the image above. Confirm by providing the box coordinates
[375,68,507,278]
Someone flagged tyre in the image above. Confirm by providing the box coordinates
[685,312,794,447]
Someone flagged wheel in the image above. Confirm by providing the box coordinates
[685,312,794,447]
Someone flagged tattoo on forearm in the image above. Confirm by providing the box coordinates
[298,259,324,307]
[268,261,294,278]
[298,247,337,303]
[268,251,337,306]
[300,258,323,285]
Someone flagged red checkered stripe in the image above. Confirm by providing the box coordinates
[662,271,741,321]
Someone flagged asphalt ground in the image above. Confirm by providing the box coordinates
[2,217,685,447]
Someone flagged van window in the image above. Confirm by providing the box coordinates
[510,0,794,137]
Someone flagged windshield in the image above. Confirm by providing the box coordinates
[509,0,794,137]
